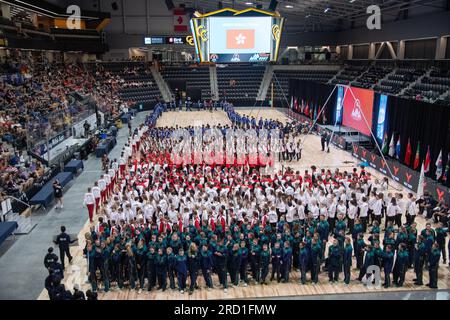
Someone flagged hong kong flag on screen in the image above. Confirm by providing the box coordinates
[173,9,188,32]
[226,29,255,49]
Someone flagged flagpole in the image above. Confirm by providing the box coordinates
[298,84,338,150]
[346,85,399,189]
[324,86,349,154]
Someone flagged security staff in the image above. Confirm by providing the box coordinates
[343,237,353,285]
[427,243,441,289]
[414,235,426,286]
[328,238,341,282]
[44,247,58,271]
[72,284,85,300]
[54,226,74,270]
[270,241,282,282]
[45,268,61,300]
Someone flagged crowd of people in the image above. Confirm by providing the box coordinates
[40,106,450,300]
[0,54,139,196]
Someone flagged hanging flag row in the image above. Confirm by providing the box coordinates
[381,132,449,182]
[290,97,327,124]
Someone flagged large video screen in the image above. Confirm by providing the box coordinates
[208,17,271,62]
[342,87,374,136]
[190,10,284,63]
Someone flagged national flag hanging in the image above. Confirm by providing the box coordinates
[294,97,299,111]
[381,133,389,155]
[304,103,309,116]
[404,138,412,166]
[321,105,327,124]
[443,153,450,182]
[388,133,395,157]
[313,103,317,120]
[173,8,188,32]
[435,149,443,180]
[417,162,425,197]
[300,99,305,113]
[424,146,431,173]
[413,141,420,170]
[395,136,401,159]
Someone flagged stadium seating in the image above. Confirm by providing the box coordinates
[271,68,338,103]
[217,64,265,105]
[161,65,211,100]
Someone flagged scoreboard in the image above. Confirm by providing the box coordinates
[190,8,284,63]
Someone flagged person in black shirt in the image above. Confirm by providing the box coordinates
[86,289,98,300]
[72,284,86,300]
[53,179,63,209]
[54,226,75,270]
[44,247,58,271]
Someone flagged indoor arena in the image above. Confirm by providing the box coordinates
[0,0,449,306]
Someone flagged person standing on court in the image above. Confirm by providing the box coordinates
[427,242,441,289]
[83,187,96,223]
[320,132,327,152]
[343,237,353,285]
[54,226,74,270]
[44,247,58,271]
[53,180,63,209]
[72,284,86,300]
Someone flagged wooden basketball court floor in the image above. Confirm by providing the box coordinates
[38,109,449,300]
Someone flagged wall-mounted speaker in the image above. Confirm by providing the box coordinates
[111,2,118,11]
[165,0,175,10]
[268,0,278,11]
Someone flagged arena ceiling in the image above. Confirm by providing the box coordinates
[175,0,449,32]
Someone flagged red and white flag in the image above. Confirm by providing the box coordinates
[173,9,188,32]
[424,145,431,173]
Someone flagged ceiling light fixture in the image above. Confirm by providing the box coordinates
[245,2,253,5]
[305,14,311,18]
[285,5,293,8]
[324,7,331,13]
